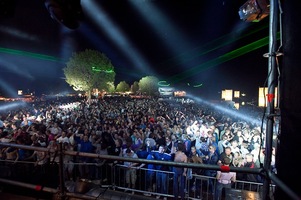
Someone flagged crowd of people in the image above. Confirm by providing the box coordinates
[0,95,277,199]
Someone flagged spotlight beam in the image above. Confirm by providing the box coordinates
[186,94,263,125]
[82,0,154,76]
[0,102,27,112]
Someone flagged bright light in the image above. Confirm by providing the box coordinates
[0,102,26,112]
[187,94,263,125]
[81,0,154,76]
[234,102,240,110]
[221,89,233,101]
[128,1,190,56]
[234,91,240,98]
[258,87,278,107]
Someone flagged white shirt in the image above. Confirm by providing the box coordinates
[56,136,70,144]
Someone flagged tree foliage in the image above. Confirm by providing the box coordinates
[116,81,130,92]
[131,81,139,94]
[138,76,159,96]
[107,82,116,93]
[63,49,116,99]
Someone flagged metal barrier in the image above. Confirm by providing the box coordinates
[0,142,292,200]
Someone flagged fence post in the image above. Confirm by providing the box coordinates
[57,142,66,200]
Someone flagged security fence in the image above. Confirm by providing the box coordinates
[0,142,294,200]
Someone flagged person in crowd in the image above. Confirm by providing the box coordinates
[148,145,173,199]
[63,142,75,181]
[218,146,233,166]
[173,142,188,200]
[56,131,70,144]
[217,134,228,155]
[123,148,139,194]
[208,131,219,155]
[215,157,236,200]
[232,151,244,168]
[229,139,240,155]
[209,125,219,142]
[203,144,219,195]
[221,128,234,143]
[25,142,49,176]
[240,140,250,158]
[241,153,258,180]
[78,135,94,179]
[3,141,20,177]
[155,132,166,150]
[0,94,275,198]
[47,121,62,139]
[188,146,204,198]
[140,152,156,196]
[165,135,173,154]
[93,136,109,184]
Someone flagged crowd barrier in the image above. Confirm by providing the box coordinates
[0,142,288,200]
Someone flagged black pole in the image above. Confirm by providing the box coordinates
[262,0,278,199]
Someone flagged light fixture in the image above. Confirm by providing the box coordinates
[258,87,278,107]
[44,0,83,29]
[221,89,233,101]
[238,0,270,22]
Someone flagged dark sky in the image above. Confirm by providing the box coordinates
[0,0,270,100]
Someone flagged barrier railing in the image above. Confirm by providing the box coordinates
[0,142,294,200]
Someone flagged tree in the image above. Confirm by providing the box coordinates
[138,76,159,96]
[63,49,115,101]
[107,82,116,93]
[116,81,130,93]
[131,81,139,94]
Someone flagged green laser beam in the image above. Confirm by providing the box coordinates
[0,47,142,79]
[169,32,280,84]
[192,84,203,88]
[0,47,64,62]
[158,80,170,87]
[91,66,114,73]
[157,23,269,68]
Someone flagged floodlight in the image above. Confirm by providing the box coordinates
[44,0,83,29]
[238,0,270,22]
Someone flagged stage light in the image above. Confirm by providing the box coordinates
[238,0,270,22]
[44,0,83,29]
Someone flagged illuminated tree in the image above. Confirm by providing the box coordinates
[107,82,116,93]
[116,81,130,93]
[131,81,139,94]
[63,49,115,101]
[138,76,159,96]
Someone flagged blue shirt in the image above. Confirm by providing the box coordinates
[150,151,172,171]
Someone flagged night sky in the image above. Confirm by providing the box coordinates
[0,0,270,100]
